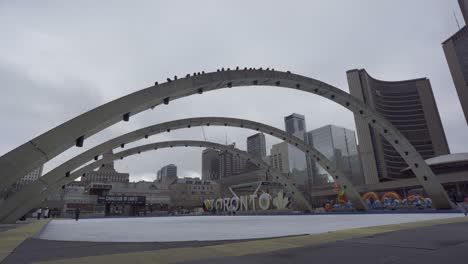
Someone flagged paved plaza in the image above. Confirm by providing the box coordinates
[0,214,467,263]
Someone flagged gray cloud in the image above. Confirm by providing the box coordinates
[0,0,466,181]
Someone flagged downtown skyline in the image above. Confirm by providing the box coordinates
[0,0,467,181]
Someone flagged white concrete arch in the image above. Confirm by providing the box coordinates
[0,140,313,223]
[0,117,369,215]
[0,68,452,209]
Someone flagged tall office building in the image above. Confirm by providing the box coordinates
[443,0,468,124]
[270,142,308,186]
[347,69,450,184]
[82,150,130,183]
[284,113,307,140]
[307,125,363,185]
[246,133,267,171]
[157,164,178,180]
[247,133,267,159]
[284,113,310,186]
[201,149,220,181]
[219,143,246,178]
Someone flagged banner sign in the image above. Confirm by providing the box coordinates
[98,195,146,205]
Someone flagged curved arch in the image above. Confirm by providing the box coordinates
[1,117,368,213]
[0,140,313,223]
[0,68,452,209]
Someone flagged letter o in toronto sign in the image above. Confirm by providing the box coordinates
[259,193,271,210]
[230,197,240,211]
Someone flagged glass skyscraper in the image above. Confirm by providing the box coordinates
[284,113,306,140]
[201,149,220,181]
[269,113,309,187]
[157,164,178,180]
[247,133,266,159]
[307,125,363,185]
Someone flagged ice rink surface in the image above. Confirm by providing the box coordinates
[37,214,460,242]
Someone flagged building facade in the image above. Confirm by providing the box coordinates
[283,114,309,186]
[219,144,247,178]
[443,0,468,125]
[82,150,130,184]
[307,125,363,185]
[347,69,450,183]
[157,164,177,181]
[201,149,220,181]
[270,142,308,186]
[169,177,220,208]
[247,133,267,159]
[284,113,307,140]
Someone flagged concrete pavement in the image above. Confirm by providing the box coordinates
[1,216,467,264]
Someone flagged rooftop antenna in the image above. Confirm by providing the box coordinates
[225,132,228,145]
[454,10,461,30]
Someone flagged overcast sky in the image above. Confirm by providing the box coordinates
[1,0,467,182]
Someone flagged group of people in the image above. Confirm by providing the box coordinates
[34,207,81,220]
[35,207,59,219]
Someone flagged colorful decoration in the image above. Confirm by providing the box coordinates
[407,194,424,202]
[359,192,433,210]
[334,183,348,204]
[362,192,379,202]
[203,199,213,212]
[381,192,402,202]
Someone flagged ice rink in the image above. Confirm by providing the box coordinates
[37,214,460,242]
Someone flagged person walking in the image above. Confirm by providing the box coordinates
[74,207,80,221]
[36,208,42,220]
[44,207,50,219]
[460,196,468,216]
[452,191,467,216]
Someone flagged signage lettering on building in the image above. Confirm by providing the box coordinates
[98,195,146,205]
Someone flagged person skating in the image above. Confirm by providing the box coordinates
[74,207,80,221]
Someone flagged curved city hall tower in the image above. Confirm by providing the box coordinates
[443,0,468,125]
[347,69,450,184]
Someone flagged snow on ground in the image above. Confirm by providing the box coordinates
[38,214,460,242]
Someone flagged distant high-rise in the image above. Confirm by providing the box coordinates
[281,114,309,186]
[157,164,178,180]
[307,125,363,185]
[247,133,266,159]
[201,149,220,181]
[270,142,308,186]
[219,144,246,178]
[245,133,267,171]
[347,69,450,184]
[443,0,468,124]
[284,113,306,140]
